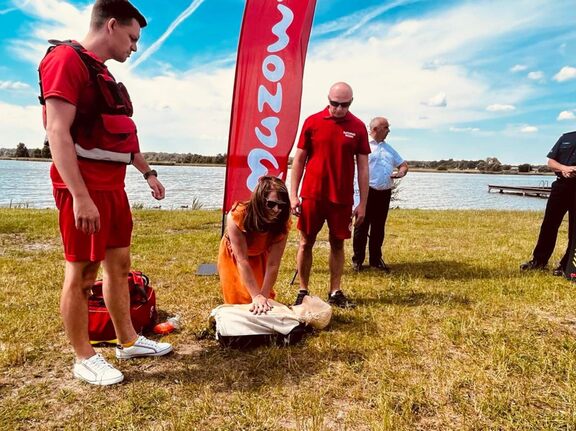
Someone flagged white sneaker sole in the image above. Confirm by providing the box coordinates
[73,371,124,386]
[115,344,173,359]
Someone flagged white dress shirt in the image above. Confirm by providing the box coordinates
[368,140,404,190]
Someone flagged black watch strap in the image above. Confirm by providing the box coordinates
[143,169,157,180]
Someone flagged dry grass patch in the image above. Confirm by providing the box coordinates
[1,208,576,430]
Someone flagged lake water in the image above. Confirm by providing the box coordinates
[0,160,553,211]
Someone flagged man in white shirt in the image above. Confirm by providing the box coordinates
[352,117,408,272]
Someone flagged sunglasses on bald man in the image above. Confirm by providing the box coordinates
[329,99,352,108]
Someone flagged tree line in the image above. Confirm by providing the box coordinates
[407,157,550,173]
[1,142,53,159]
[143,152,226,164]
[0,144,226,165]
[1,144,549,172]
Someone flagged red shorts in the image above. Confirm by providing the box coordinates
[297,198,353,240]
[53,188,133,262]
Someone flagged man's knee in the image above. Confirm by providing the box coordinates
[103,248,131,276]
[299,232,317,250]
[329,237,345,251]
[64,261,100,292]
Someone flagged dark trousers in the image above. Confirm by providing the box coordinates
[532,179,576,268]
[352,187,392,265]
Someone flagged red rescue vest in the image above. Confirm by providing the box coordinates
[39,40,139,164]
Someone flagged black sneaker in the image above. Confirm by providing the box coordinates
[352,262,363,272]
[294,290,309,306]
[370,259,390,273]
[519,260,546,271]
[328,291,356,309]
[552,264,565,277]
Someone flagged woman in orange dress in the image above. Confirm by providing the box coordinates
[218,176,291,314]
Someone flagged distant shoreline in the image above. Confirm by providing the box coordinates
[0,157,555,175]
[0,157,226,167]
[407,168,555,176]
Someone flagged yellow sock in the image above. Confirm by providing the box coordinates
[121,338,137,348]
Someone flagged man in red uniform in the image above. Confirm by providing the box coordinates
[39,0,172,386]
[290,82,370,308]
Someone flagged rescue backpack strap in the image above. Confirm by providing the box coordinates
[38,39,104,105]
[37,43,56,105]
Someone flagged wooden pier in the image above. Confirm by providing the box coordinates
[488,184,551,198]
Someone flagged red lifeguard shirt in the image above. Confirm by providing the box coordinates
[40,43,127,190]
[297,107,370,205]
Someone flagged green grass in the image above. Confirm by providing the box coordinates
[1,207,576,430]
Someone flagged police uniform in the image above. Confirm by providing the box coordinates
[529,131,576,269]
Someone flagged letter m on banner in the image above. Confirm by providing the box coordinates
[222,0,317,213]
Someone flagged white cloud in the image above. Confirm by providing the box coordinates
[0,81,30,90]
[0,7,18,14]
[557,110,576,121]
[422,59,445,70]
[421,92,447,107]
[0,0,30,14]
[449,127,480,132]
[510,64,527,73]
[125,69,235,153]
[313,0,422,37]
[301,0,546,131]
[554,66,576,82]
[346,0,426,38]
[2,0,570,155]
[527,71,544,81]
[8,0,91,65]
[486,104,515,112]
[130,0,206,70]
[0,102,44,148]
[521,125,538,133]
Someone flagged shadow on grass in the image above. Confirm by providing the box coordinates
[358,290,473,308]
[282,258,498,282]
[123,332,368,392]
[389,259,495,280]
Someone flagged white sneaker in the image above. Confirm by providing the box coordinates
[115,335,173,359]
[73,353,124,386]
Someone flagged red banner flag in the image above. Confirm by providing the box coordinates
[223,0,317,213]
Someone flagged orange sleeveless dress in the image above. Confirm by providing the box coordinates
[218,202,291,304]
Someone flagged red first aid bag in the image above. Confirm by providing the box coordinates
[88,271,157,344]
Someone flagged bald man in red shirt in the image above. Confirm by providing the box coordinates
[290,82,370,308]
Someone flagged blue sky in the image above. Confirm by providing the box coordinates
[1,0,575,164]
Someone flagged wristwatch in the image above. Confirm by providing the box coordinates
[143,169,158,180]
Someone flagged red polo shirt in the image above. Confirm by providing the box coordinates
[297,107,370,205]
[40,43,126,190]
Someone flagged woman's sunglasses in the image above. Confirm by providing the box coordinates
[266,199,288,210]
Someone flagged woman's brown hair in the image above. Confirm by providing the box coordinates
[243,176,290,235]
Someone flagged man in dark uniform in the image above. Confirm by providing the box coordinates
[520,131,576,275]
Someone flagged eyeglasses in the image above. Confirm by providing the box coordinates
[266,199,287,210]
[329,99,352,108]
